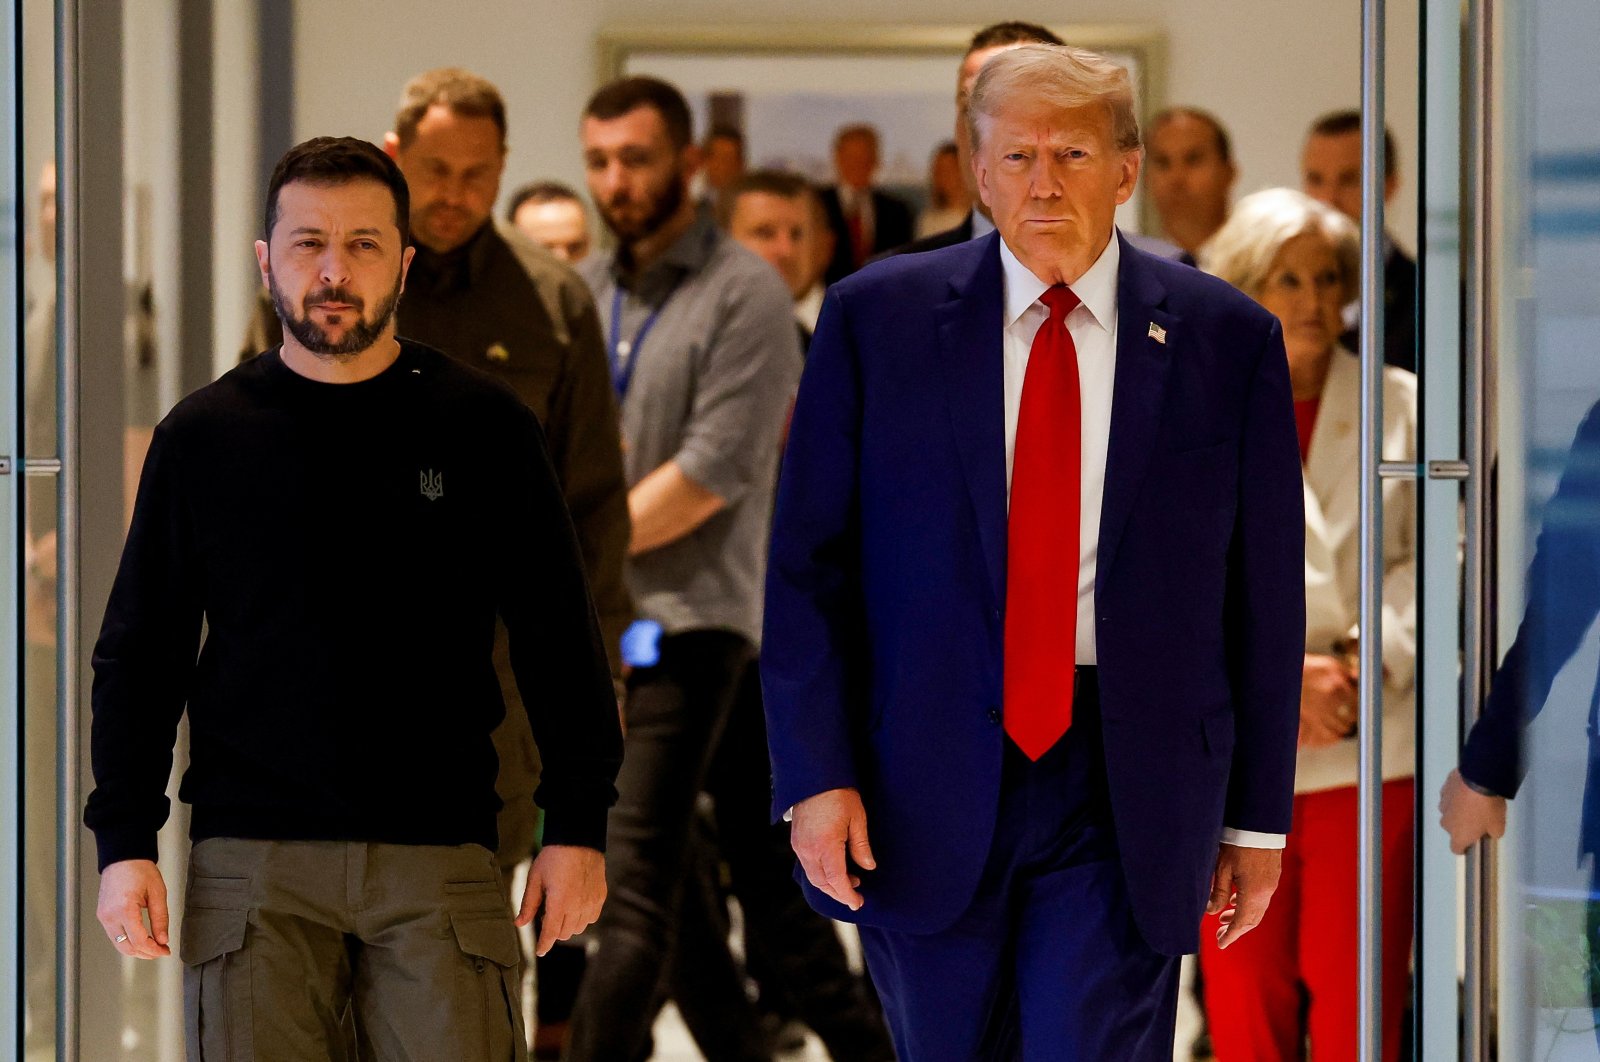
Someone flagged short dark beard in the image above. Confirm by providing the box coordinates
[269,271,402,359]
[598,171,688,251]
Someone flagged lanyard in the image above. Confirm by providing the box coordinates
[608,283,679,401]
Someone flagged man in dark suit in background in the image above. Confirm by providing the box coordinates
[819,124,913,283]
[1301,110,1419,372]
[764,44,1305,1060]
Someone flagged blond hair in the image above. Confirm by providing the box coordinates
[966,44,1141,154]
[394,68,507,149]
[1201,188,1360,302]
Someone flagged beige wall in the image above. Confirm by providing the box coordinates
[292,0,1421,253]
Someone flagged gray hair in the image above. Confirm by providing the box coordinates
[1201,187,1360,302]
[966,44,1141,155]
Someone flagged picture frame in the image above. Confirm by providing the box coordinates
[597,23,1168,234]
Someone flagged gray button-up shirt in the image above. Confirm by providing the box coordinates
[582,211,803,646]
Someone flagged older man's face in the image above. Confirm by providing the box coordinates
[974,99,1139,280]
[834,134,878,191]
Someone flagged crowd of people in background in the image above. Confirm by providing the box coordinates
[69,16,1428,1062]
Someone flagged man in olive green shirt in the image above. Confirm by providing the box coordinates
[381,68,630,676]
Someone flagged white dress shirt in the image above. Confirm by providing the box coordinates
[837,185,876,252]
[999,235,1284,852]
[794,283,825,334]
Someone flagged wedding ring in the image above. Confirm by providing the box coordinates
[114,933,129,943]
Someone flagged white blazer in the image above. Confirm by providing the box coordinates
[1296,349,1418,794]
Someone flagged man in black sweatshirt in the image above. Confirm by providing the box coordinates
[83,137,623,1062]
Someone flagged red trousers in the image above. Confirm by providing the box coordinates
[1199,779,1414,1062]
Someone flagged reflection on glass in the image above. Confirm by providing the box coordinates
[1460,0,1600,1056]
[23,469,57,1062]
[22,135,59,1062]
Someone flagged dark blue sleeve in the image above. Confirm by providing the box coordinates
[1462,400,1600,797]
[1221,318,1307,835]
[761,285,868,821]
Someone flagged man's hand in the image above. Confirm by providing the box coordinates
[1439,769,1507,854]
[1300,654,1357,748]
[517,845,606,958]
[791,787,876,912]
[1207,844,1282,950]
[97,859,171,959]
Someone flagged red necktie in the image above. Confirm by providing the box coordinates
[1004,284,1081,760]
[846,205,866,268]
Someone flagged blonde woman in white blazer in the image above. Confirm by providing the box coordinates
[1197,189,1417,1062]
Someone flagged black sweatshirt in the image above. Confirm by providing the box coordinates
[84,341,623,870]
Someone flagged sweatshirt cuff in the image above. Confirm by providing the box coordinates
[93,827,161,872]
[538,802,609,853]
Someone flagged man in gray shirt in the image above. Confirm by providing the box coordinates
[567,76,802,1061]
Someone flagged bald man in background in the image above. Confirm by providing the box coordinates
[1146,107,1236,266]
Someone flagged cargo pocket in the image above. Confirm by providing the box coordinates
[449,910,527,1062]
[180,904,253,1061]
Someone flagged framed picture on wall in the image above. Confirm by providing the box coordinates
[597,23,1167,234]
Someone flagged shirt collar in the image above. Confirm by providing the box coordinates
[609,206,719,295]
[999,229,1120,332]
[410,220,498,291]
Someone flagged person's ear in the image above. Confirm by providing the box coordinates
[1115,149,1143,206]
[383,132,401,160]
[398,244,416,293]
[681,142,703,180]
[254,239,271,287]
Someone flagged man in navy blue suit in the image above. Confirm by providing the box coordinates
[763,45,1305,1060]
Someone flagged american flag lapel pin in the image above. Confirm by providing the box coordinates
[1147,322,1167,345]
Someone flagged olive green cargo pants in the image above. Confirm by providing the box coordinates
[179,838,526,1062]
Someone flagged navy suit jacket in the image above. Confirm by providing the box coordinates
[762,232,1305,956]
[821,186,916,285]
[1461,399,1600,856]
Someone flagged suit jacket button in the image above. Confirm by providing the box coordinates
[987,708,1001,725]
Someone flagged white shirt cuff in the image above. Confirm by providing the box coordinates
[1220,828,1287,849]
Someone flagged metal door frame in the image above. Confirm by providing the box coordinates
[2,0,24,1049]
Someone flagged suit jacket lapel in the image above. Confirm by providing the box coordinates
[934,233,1008,610]
[1097,236,1176,590]
[1304,348,1359,520]
[1302,476,1348,648]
